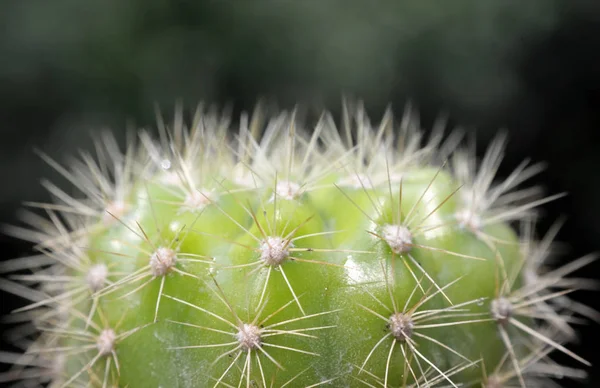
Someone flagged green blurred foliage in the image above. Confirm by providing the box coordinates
[0,0,574,215]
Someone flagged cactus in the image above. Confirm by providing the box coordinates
[0,102,596,387]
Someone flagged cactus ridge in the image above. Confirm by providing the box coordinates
[0,102,597,387]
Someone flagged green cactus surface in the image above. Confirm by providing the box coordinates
[1,103,596,387]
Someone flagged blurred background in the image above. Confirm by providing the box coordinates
[1,0,600,386]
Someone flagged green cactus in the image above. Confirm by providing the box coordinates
[1,102,596,387]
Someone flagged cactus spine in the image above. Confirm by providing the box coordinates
[0,103,596,387]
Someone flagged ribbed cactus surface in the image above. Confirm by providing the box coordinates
[1,104,596,387]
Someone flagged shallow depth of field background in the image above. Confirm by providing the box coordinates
[1,1,600,387]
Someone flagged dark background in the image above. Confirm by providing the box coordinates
[1,1,600,387]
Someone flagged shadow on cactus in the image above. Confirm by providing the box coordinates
[0,102,597,387]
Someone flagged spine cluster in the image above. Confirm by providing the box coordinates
[0,102,597,387]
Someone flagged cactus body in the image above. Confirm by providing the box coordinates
[1,104,595,387]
